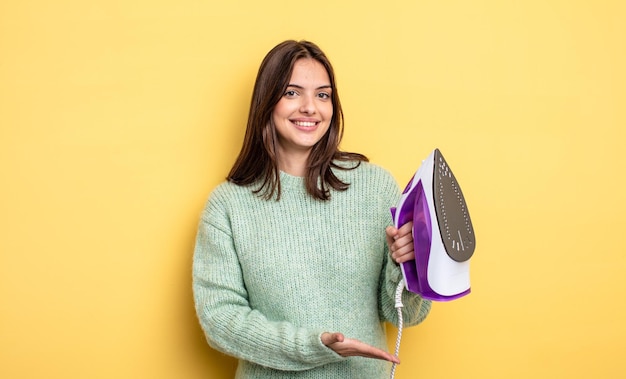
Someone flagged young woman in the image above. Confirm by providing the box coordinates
[193,40,431,379]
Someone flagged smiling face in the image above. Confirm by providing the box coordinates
[272,58,333,170]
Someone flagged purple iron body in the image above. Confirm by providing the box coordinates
[391,149,475,301]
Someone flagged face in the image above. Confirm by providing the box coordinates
[272,58,333,163]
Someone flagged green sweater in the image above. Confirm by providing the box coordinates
[193,162,431,379]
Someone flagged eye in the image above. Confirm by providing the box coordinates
[317,92,331,100]
[284,90,298,98]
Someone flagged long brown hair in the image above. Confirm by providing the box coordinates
[227,40,367,201]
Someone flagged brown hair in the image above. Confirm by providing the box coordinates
[227,40,367,201]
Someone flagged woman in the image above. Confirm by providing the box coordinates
[193,40,431,378]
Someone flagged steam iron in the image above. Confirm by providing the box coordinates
[390,148,475,301]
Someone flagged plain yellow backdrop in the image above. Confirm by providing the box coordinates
[1,1,625,378]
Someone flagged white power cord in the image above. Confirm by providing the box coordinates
[390,278,405,379]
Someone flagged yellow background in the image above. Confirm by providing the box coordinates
[1,1,625,378]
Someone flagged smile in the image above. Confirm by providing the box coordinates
[292,120,318,127]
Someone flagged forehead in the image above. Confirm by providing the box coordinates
[288,58,331,86]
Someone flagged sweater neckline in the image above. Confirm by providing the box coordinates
[279,171,306,191]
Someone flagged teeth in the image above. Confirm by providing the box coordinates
[293,121,316,127]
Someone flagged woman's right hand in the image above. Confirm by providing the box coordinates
[321,332,400,364]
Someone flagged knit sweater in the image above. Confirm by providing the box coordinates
[193,161,431,379]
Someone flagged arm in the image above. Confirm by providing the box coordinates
[192,194,344,371]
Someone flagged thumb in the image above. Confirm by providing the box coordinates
[321,332,344,346]
[385,226,398,247]
[385,225,398,238]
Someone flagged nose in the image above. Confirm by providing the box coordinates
[299,94,316,114]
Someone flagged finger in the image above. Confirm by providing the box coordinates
[392,234,413,251]
[393,250,415,263]
[321,332,344,346]
[347,339,400,364]
[362,346,400,363]
[334,332,345,343]
[391,241,415,263]
[385,225,398,236]
[385,226,398,242]
[385,226,398,254]
[398,221,413,235]
[393,223,412,241]
[394,224,414,247]
[329,337,400,364]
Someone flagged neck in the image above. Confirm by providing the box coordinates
[277,150,309,177]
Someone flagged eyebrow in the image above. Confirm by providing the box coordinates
[287,84,333,90]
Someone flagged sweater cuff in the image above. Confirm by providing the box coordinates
[310,331,347,365]
[385,258,403,284]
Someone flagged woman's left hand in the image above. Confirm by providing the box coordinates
[385,222,415,264]
[321,332,400,363]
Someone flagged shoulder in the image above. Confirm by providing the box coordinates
[360,161,396,181]
[202,180,257,217]
[209,180,243,201]
[332,161,400,205]
[336,161,398,188]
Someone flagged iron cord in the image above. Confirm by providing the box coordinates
[390,278,405,379]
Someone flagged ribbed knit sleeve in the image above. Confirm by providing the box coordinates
[192,184,345,372]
